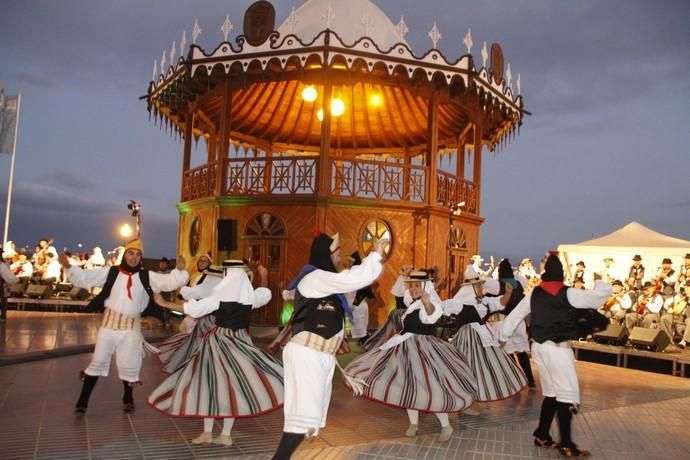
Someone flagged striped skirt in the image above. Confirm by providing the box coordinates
[148,327,284,418]
[156,315,217,374]
[362,309,404,352]
[450,324,527,402]
[344,334,478,413]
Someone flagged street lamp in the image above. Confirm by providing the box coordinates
[120,223,132,244]
[127,200,141,238]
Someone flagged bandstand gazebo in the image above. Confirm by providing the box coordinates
[145,0,525,326]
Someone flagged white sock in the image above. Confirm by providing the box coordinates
[203,418,214,433]
[406,409,419,425]
[221,418,234,436]
[435,412,449,427]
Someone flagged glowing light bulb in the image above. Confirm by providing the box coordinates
[317,108,323,121]
[370,93,382,107]
[331,98,345,116]
[302,85,317,102]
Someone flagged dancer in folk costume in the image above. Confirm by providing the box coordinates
[442,265,527,403]
[487,258,537,388]
[272,233,385,460]
[500,253,611,457]
[346,251,375,344]
[361,264,413,351]
[345,270,478,442]
[149,260,281,447]
[59,239,189,415]
[156,252,223,374]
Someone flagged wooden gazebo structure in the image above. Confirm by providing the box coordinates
[146,0,525,325]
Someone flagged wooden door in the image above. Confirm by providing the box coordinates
[246,239,285,325]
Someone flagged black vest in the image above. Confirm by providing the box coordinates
[395,296,406,309]
[531,286,578,343]
[213,301,252,330]
[86,266,163,321]
[400,307,437,335]
[292,290,344,339]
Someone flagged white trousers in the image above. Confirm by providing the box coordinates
[531,341,580,404]
[84,328,143,382]
[282,340,337,435]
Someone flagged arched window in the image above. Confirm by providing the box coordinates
[361,219,392,261]
[244,213,286,237]
[188,215,201,256]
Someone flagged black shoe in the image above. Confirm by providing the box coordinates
[528,381,537,389]
[74,406,87,415]
[122,402,135,412]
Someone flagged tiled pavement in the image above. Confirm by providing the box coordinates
[1,311,690,459]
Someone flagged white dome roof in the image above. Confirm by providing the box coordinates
[278,0,408,51]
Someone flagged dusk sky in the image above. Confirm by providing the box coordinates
[1,0,689,264]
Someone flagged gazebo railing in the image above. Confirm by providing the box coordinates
[181,162,218,201]
[182,156,477,214]
[330,157,427,203]
[436,171,479,214]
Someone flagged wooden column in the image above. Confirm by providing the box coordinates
[425,89,439,206]
[215,78,232,196]
[181,103,195,200]
[402,147,410,200]
[316,37,333,230]
[472,122,483,213]
[456,136,465,181]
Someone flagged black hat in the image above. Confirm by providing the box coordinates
[661,258,672,265]
[685,253,690,259]
[576,261,585,268]
[642,281,653,290]
[541,253,564,282]
[348,251,362,266]
[611,279,623,287]
[309,234,337,272]
[632,254,642,261]
[498,258,513,280]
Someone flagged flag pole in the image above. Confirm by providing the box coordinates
[3,93,20,247]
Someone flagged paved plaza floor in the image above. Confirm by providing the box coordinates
[1,311,689,459]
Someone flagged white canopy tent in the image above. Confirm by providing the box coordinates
[557,221,690,285]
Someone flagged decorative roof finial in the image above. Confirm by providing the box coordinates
[517,73,521,95]
[322,0,336,28]
[160,49,166,72]
[170,40,176,64]
[192,18,202,44]
[481,41,488,67]
[361,14,374,37]
[428,22,442,49]
[395,16,409,41]
[506,63,512,88]
[221,15,233,42]
[180,30,187,57]
[152,59,157,81]
[285,6,298,34]
[463,28,473,54]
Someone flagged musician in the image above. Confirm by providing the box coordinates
[677,281,690,348]
[655,258,677,292]
[660,284,688,348]
[10,253,33,280]
[624,281,663,332]
[571,261,586,287]
[518,258,537,280]
[600,257,615,284]
[627,255,645,291]
[678,253,690,290]
[600,280,632,325]
[1,250,20,320]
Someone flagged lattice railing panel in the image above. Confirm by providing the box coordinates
[436,171,479,214]
[330,158,426,203]
[181,162,218,201]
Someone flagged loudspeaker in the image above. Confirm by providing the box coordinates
[9,282,26,296]
[25,284,53,298]
[217,219,237,252]
[55,282,73,292]
[629,327,670,352]
[68,287,91,301]
[593,324,628,346]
